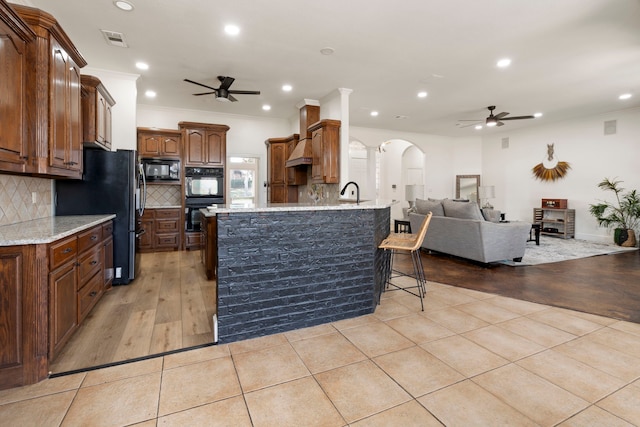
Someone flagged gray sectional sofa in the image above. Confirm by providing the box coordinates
[408,198,531,264]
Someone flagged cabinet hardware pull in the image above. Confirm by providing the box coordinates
[89,291,97,297]
[62,247,72,254]
[91,235,98,240]
[90,260,97,265]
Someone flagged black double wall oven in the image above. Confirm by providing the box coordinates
[185,166,224,232]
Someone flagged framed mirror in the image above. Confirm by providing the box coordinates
[455,174,480,203]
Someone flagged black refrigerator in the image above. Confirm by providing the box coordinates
[55,149,146,285]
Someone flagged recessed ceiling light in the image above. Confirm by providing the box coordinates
[282,84,292,92]
[135,62,149,70]
[534,112,543,118]
[370,111,379,117]
[262,104,271,111]
[224,24,240,36]
[475,125,483,130]
[417,91,427,98]
[320,47,335,55]
[113,0,134,11]
[619,93,632,100]
[496,58,511,68]
[145,90,156,98]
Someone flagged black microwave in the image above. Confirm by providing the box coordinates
[141,158,180,182]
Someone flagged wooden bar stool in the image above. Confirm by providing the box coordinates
[378,212,432,311]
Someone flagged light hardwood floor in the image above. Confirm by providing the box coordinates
[49,250,216,374]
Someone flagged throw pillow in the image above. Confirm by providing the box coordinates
[442,199,484,220]
[415,198,444,216]
[481,208,501,223]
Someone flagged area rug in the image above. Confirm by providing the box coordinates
[500,237,638,266]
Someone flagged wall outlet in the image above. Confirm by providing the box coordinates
[32,192,37,204]
[115,267,122,278]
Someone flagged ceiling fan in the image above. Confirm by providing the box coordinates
[458,105,535,128]
[184,76,260,102]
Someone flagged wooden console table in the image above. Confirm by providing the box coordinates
[533,208,575,239]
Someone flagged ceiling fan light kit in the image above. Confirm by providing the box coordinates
[460,105,536,128]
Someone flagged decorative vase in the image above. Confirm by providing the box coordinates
[615,228,637,247]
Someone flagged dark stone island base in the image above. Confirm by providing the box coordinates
[215,204,391,343]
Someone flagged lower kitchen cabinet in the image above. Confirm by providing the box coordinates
[201,213,217,280]
[0,217,113,390]
[137,208,181,252]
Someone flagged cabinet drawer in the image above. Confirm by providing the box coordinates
[77,272,103,322]
[78,225,102,253]
[154,208,179,219]
[102,221,113,239]
[155,233,179,248]
[77,245,102,288]
[156,219,179,232]
[50,236,78,270]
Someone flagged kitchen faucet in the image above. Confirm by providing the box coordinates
[340,181,360,205]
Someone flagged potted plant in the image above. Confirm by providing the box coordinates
[589,178,640,247]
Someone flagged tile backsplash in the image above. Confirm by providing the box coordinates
[146,184,182,207]
[0,174,53,226]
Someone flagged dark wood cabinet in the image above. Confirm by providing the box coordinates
[102,221,114,290]
[0,218,113,390]
[137,128,181,159]
[201,213,217,280]
[81,75,115,151]
[179,122,229,167]
[310,119,341,184]
[0,1,34,174]
[13,4,87,179]
[266,134,302,203]
[137,208,181,252]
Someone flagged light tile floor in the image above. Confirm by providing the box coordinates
[2,280,640,426]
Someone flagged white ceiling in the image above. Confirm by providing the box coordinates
[23,0,640,136]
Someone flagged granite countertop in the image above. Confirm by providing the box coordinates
[145,205,182,209]
[199,199,396,217]
[0,215,116,246]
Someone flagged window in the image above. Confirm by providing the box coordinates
[228,157,258,207]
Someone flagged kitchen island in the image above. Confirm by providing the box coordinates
[201,201,392,343]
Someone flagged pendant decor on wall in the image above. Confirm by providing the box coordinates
[532,143,571,182]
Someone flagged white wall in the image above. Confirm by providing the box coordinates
[481,107,640,242]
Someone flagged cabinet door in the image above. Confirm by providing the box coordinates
[205,131,225,165]
[0,247,25,388]
[49,41,68,170]
[96,92,106,143]
[68,62,82,172]
[161,136,181,158]
[184,129,206,165]
[138,134,160,157]
[104,103,112,148]
[270,143,286,185]
[138,218,154,251]
[311,127,324,183]
[49,261,78,358]
[0,17,29,172]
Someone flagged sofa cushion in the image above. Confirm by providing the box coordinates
[442,199,484,220]
[415,198,444,216]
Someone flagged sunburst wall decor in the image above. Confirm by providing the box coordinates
[532,143,571,182]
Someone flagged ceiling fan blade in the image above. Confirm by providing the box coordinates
[193,91,217,96]
[218,76,235,90]
[458,119,483,122]
[494,111,509,119]
[228,90,261,95]
[184,78,217,91]
[496,121,505,127]
[500,115,535,120]
[228,94,238,102]
[458,122,482,128]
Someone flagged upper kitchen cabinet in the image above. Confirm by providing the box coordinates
[266,134,302,203]
[309,119,341,184]
[12,4,87,179]
[137,128,181,159]
[0,1,35,174]
[179,122,229,167]
[81,75,115,151]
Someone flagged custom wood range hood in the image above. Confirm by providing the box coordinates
[286,102,319,167]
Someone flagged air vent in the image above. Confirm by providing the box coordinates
[101,29,128,48]
[604,120,617,135]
